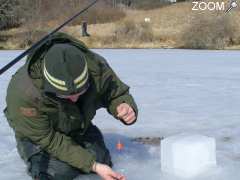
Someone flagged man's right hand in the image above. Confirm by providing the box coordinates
[92,162,126,180]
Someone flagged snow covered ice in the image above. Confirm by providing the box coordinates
[161,134,217,178]
[1,49,240,180]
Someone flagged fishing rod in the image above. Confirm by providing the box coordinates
[0,0,99,75]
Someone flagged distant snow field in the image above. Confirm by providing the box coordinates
[0,49,240,180]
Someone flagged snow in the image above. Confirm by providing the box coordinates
[161,134,217,178]
[0,49,240,180]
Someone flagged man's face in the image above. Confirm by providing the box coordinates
[57,86,88,103]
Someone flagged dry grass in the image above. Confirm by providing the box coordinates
[71,7,126,25]
[75,2,198,48]
[114,19,154,42]
[131,0,171,10]
[181,12,238,49]
[1,0,240,49]
[65,17,170,48]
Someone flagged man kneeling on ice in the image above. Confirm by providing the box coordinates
[4,33,138,180]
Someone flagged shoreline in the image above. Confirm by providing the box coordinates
[0,47,240,51]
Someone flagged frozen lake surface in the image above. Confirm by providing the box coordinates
[0,49,240,180]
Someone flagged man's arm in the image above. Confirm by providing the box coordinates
[7,99,96,173]
[95,54,138,124]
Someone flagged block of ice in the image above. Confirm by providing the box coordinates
[161,134,217,178]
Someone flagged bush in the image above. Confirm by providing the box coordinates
[71,6,126,25]
[0,33,8,42]
[1,0,126,30]
[181,13,237,49]
[114,19,154,43]
[17,0,125,26]
[0,0,21,30]
[15,29,46,48]
[131,0,171,10]
[0,0,126,48]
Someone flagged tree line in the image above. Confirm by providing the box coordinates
[0,0,170,31]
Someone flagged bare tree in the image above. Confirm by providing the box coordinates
[0,0,20,30]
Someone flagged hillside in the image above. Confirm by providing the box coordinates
[1,1,240,50]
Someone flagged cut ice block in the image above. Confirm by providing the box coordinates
[161,134,217,178]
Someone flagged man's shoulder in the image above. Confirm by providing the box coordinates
[7,66,42,107]
[85,51,110,76]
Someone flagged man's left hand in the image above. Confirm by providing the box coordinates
[117,103,136,125]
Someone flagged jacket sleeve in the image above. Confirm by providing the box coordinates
[95,54,138,122]
[6,98,96,173]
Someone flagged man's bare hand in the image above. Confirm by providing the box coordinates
[117,103,136,125]
[92,162,126,180]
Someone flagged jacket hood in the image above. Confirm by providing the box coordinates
[26,32,90,72]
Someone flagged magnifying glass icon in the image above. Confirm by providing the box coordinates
[226,0,238,13]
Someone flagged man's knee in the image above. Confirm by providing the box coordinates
[17,139,80,180]
[29,153,80,180]
[47,158,80,180]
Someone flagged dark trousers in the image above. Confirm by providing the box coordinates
[16,125,112,180]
